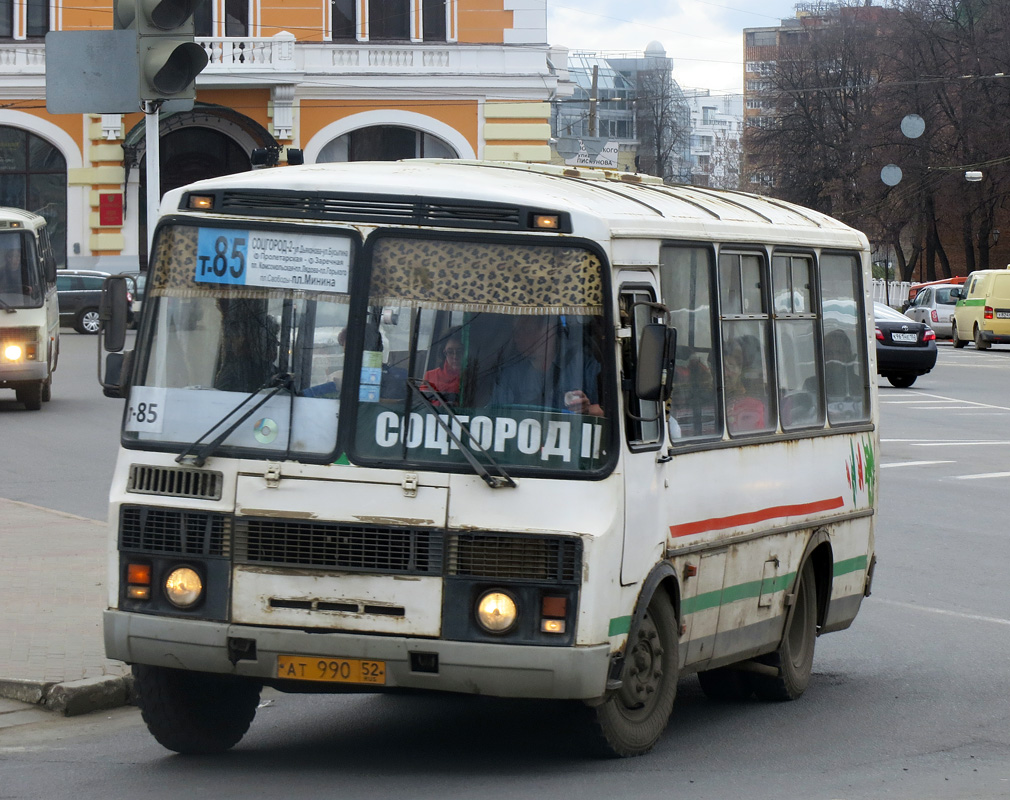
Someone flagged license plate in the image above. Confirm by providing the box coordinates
[997,311,1010,319]
[276,655,386,685]
[891,332,917,342]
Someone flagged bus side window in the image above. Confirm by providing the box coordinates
[720,251,775,437]
[660,245,720,442]
[819,253,869,424]
[773,254,823,430]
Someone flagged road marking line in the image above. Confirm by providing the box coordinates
[955,472,1010,480]
[877,598,1010,627]
[905,391,1010,412]
[880,460,954,469]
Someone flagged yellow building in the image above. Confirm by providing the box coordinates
[0,0,568,269]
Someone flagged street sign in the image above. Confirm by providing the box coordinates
[44,31,140,114]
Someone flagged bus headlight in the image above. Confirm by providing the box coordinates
[3,344,22,361]
[476,590,518,633]
[164,566,203,608]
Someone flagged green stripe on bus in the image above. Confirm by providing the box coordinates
[610,556,869,632]
[608,616,632,636]
[833,555,869,577]
[961,298,985,306]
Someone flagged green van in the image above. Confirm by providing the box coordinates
[951,268,1010,349]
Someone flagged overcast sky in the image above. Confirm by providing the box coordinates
[547,0,802,97]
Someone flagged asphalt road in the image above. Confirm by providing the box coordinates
[2,335,1010,799]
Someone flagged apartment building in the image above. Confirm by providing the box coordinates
[0,0,567,269]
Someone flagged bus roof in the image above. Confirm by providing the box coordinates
[162,160,868,250]
[0,206,47,231]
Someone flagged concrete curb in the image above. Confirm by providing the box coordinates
[0,674,134,717]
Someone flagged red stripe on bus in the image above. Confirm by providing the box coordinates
[669,496,846,538]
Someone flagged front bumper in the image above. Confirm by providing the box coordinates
[0,361,46,385]
[104,610,611,700]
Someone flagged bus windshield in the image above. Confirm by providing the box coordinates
[0,229,44,308]
[125,223,353,461]
[349,235,613,476]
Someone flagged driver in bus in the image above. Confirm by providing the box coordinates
[489,314,603,416]
[0,238,23,295]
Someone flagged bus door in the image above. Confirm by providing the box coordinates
[618,280,669,586]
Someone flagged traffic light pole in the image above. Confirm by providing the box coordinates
[143,100,161,260]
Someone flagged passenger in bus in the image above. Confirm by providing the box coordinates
[821,329,861,401]
[724,339,766,432]
[489,314,603,416]
[421,326,463,400]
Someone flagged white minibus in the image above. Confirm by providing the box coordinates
[99,160,877,757]
[0,207,58,410]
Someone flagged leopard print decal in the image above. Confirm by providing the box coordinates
[370,238,604,314]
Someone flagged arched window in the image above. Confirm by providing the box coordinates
[316,126,457,162]
[0,126,67,266]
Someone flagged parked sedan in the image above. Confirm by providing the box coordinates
[904,283,958,338]
[874,302,937,388]
[55,269,110,334]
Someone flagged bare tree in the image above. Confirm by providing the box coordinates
[635,66,691,183]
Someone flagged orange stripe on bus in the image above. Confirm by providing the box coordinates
[669,496,845,538]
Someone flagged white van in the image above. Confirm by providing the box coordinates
[0,207,59,409]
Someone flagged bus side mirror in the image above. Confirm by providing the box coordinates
[101,276,129,353]
[102,350,134,398]
[636,324,677,401]
[949,288,962,300]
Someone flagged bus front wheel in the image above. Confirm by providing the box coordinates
[749,560,817,702]
[132,664,262,754]
[591,590,678,757]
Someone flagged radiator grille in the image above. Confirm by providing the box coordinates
[127,464,223,500]
[448,534,582,583]
[214,191,523,230]
[0,326,37,345]
[120,506,229,556]
[234,518,443,575]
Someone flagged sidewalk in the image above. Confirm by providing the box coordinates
[0,498,132,716]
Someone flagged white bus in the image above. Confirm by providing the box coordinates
[99,161,877,757]
[0,207,59,410]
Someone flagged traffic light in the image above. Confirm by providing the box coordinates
[134,0,208,102]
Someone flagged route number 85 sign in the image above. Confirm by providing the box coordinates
[194,228,351,293]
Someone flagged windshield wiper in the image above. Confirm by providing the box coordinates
[405,378,516,489]
[176,372,294,467]
[0,296,16,313]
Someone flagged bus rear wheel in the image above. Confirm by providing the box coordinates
[591,591,678,757]
[749,561,817,702]
[132,664,262,754]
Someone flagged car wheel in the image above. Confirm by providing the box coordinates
[76,308,101,335]
[974,325,990,350]
[952,321,966,348]
[886,374,917,388]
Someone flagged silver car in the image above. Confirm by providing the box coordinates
[905,283,958,338]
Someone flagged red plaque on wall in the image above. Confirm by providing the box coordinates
[99,193,123,226]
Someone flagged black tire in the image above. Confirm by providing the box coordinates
[132,664,261,754]
[591,591,678,757]
[698,667,754,701]
[749,561,817,702]
[974,325,990,350]
[16,382,42,411]
[76,308,101,335]
[886,374,916,388]
[952,321,966,348]
[41,374,51,402]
